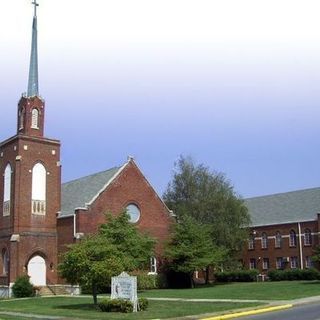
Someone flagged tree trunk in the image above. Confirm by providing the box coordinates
[92,283,98,305]
[189,273,195,288]
[205,266,210,284]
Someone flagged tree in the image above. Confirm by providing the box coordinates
[164,156,250,272]
[59,212,155,305]
[165,215,224,287]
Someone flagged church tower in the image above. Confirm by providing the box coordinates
[0,1,61,288]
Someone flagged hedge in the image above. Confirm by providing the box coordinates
[214,269,259,282]
[98,298,149,313]
[268,269,320,281]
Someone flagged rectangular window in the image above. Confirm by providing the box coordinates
[262,258,269,270]
[305,256,313,269]
[248,237,255,250]
[290,256,298,269]
[149,257,157,274]
[276,257,283,269]
[249,258,256,270]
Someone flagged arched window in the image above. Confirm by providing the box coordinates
[19,107,25,130]
[3,164,12,216]
[304,229,312,246]
[261,232,268,249]
[31,108,39,129]
[2,250,9,275]
[289,230,297,247]
[31,163,46,214]
[275,231,282,248]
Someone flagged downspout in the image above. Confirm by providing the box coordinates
[298,222,303,269]
[73,213,77,239]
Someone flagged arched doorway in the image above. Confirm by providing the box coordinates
[28,255,46,286]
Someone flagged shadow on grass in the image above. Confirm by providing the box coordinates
[301,281,320,285]
[54,304,98,312]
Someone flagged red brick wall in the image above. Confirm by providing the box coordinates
[242,219,319,273]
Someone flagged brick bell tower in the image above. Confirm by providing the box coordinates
[0,1,61,288]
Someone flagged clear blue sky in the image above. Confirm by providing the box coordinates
[1,0,320,198]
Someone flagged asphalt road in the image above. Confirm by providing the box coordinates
[240,303,320,320]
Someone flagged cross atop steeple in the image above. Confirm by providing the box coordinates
[32,0,39,16]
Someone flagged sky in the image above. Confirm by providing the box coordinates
[1,0,320,198]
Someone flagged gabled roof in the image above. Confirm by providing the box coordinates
[245,187,320,227]
[60,165,123,217]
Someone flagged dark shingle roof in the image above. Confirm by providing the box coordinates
[60,166,122,217]
[245,187,320,226]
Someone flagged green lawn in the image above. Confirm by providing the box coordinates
[140,281,320,300]
[0,297,261,320]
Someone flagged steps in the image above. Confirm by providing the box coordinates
[37,285,70,296]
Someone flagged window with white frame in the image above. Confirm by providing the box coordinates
[289,230,297,247]
[275,231,282,248]
[304,229,312,246]
[31,108,39,129]
[31,163,46,215]
[149,257,157,274]
[249,258,256,270]
[3,164,12,216]
[276,257,283,269]
[262,258,269,270]
[290,256,298,269]
[248,234,255,250]
[261,233,268,249]
[305,256,313,269]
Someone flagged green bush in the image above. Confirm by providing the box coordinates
[268,269,320,281]
[98,298,149,313]
[12,275,35,298]
[214,269,259,282]
[131,272,168,290]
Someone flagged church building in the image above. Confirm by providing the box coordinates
[0,2,174,294]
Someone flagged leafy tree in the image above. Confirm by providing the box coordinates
[165,215,224,287]
[164,156,250,274]
[59,212,155,305]
[99,212,156,269]
[312,246,320,267]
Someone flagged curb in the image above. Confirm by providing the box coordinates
[201,304,293,320]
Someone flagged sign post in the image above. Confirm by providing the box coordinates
[111,272,138,312]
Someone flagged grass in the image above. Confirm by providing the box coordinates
[0,297,262,319]
[0,281,319,319]
[140,280,320,300]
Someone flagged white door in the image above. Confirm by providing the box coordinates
[28,256,46,286]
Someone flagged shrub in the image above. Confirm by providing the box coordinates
[98,298,149,313]
[130,272,168,290]
[268,269,320,281]
[214,269,259,282]
[12,275,35,298]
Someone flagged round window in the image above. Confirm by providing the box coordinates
[126,204,140,223]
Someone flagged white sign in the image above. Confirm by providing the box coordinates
[111,272,138,312]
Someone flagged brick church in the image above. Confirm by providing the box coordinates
[1,2,319,294]
[0,2,174,292]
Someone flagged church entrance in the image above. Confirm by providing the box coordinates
[27,256,46,286]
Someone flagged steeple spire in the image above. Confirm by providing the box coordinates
[27,1,40,97]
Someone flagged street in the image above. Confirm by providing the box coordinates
[239,303,320,320]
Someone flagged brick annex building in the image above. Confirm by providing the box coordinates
[242,189,320,273]
[0,3,174,293]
